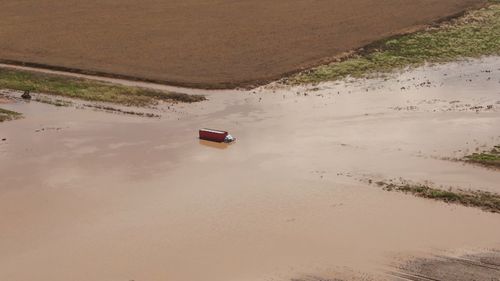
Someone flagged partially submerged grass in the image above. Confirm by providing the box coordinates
[0,107,22,122]
[374,180,500,213]
[83,104,161,118]
[464,145,500,168]
[34,96,73,107]
[0,68,206,106]
[287,2,500,84]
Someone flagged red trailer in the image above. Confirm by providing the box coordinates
[199,129,235,143]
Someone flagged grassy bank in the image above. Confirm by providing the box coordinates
[464,145,500,168]
[0,68,205,106]
[0,108,22,122]
[374,180,500,213]
[287,2,500,85]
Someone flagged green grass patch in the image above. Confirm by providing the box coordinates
[0,107,22,122]
[287,2,500,84]
[374,180,500,213]
[464,145,500,168]
[0,68,206,106]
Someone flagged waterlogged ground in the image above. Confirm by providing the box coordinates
[1,58,500,280]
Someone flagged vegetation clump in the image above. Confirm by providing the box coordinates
[0,108,22,122]
[0,68,206,106]
[464,145,500,168]
[373,180,500,213]
[287,3,500,84]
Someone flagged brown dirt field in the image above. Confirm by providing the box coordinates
[0,0,487,89]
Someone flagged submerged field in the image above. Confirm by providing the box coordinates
[0,0,487,88]
[1,56,499,281]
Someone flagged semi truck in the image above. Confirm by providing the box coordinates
[199,129,235,143]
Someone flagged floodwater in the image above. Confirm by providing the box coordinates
[1,58,500,280]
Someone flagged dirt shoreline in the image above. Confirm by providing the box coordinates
[0,0,488,89]
[392,251,500,281]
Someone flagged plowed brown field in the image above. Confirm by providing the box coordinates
[0,0,486,88]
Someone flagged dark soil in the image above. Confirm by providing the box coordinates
[0,0,487,88]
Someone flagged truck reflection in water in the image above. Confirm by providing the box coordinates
[198,140,229,150]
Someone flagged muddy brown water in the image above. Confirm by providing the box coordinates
[1,58,500,280]
[0,0,488,88]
